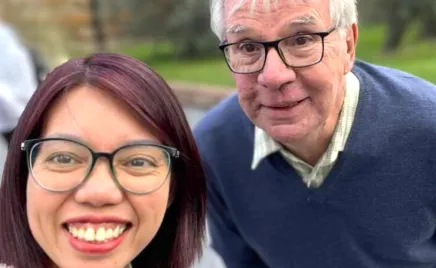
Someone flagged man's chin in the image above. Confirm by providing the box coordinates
[265,124,309,145]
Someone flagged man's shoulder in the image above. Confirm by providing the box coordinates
[194,92,245,133]
[353,60,436,139]
[193,93,252,148]
[353,60,436,97]
[353,60,436,119]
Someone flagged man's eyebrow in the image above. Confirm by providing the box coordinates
[287,14,318,28]
[226,24,250,35]
[225,24,266,41]
[226,13,318,36]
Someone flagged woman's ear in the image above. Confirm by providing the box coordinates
[167,173,176,208]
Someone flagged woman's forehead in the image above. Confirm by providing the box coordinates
[40,86,157,151]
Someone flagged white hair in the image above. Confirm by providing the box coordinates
[210,0,358,40]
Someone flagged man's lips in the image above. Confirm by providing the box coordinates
[263,98,307,109]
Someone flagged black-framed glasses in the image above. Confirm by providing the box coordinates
[21,138,180,195]
[219,27,336,74]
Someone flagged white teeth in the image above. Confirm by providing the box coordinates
[72,228,78,237]
[66,224,127,243]
[95,227,106,242]
[78,229,85,239]
[106,228,114,239]
[84,227,95,241]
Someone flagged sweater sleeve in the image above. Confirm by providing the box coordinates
[202,159,267,268]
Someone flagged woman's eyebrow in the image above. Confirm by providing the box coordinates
[43,133,85,143]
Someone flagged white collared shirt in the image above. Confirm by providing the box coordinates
[251,72,360,188]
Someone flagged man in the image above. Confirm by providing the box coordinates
[193,0,436,267]
[0,19,38,146]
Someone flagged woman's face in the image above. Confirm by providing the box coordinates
[26,85,171,268]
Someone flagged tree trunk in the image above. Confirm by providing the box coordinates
[90,0,106,51]
[383,1,412,52]
[418,4,436,40]
[384,14,409,52]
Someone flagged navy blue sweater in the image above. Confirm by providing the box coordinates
[193,61,436,268]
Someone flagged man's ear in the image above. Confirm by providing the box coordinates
[344,23,359,74]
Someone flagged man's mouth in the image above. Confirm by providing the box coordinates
[268,98,307,109]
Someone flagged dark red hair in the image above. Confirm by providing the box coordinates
[0,53,206,268]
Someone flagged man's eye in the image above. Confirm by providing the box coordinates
[238,43,259,53]
[293,36,314,46]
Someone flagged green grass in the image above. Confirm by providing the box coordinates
[121,42,235,86]
[145,59,233,86]
[355,24,436,83]
[122,25,436,86]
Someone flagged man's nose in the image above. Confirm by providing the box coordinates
[73,160,123,207]
[258,48,296,89]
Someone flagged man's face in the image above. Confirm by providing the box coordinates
[223,0,357,148]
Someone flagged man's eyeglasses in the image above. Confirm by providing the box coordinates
[21,138,180,195]
[219,27,336,74]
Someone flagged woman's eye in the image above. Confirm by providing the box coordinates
[49,154,76,164]
[127,158,153,167]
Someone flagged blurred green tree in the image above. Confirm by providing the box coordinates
[380,0,436,52]
[123,0,220,59]
[418,2,436,39]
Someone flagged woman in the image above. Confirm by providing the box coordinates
[0,53,206,268]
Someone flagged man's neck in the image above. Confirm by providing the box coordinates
[284,99,344,166]
[283,127,333,166]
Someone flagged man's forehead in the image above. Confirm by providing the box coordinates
[225,0,320,16]
[226,12,318,35]
[224,0,324,35]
